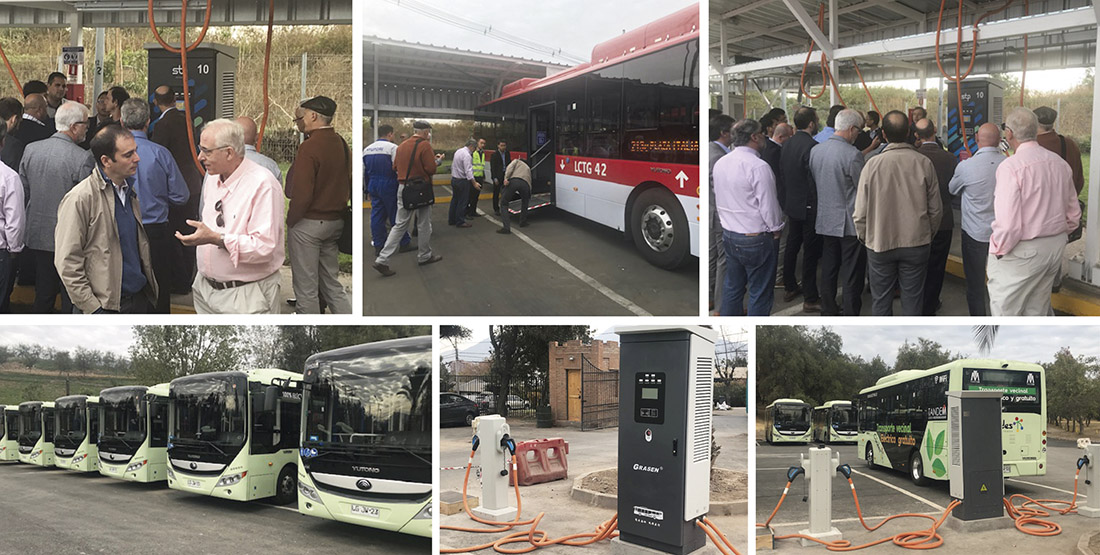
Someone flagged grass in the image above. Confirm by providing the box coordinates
[0,369,133,406]
[276,162,353,274]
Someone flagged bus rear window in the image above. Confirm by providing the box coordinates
[962,368,1042,414]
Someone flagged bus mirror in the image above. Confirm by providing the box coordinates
[264,386,279,412]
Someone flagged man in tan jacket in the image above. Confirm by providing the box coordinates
[854,110,942,316]
[55,124,157,314]
[499,157,532,234]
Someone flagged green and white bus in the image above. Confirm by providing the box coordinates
[812,400,858,444]
[17,401,56,466]
[763,398,812,444]
[98,383,170,482]
[167,368,303,504]
[856,358,1046,486]
[1,405,19,461]
[297,336,432,537]
[53,395,101,472]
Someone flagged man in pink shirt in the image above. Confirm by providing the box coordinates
[988,107,1081,316]
[176,119,285,314]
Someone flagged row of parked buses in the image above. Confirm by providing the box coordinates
[761,359,1048,487]
[0,336,432,538]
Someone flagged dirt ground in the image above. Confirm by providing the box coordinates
[578,468,748,502]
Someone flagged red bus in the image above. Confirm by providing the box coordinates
[475,4,700,269]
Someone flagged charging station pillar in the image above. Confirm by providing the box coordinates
[1081,442,1100,518]
[947,390,1005,522]
[614,326,717,555]
[799,447,842,546]
[471,415,517,522]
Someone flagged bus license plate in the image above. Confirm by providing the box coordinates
[350,505,380,518]
[107,466,118,473]
[187,479,202,489]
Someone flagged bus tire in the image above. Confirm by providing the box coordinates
[909,451,930,486]
[274,465,298,505]
[865,443,876,468]
[630,187,690,270]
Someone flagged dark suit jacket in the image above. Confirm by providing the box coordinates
[12,117,54,146]
[762,139,783,209]
[780,130,818,220]
[1,135,25,171]
[490,149,511,183]
[916,142,957,231]
[150,108,204,196]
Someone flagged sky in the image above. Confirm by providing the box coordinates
[815,325,1100,367]
[362,0,698,65]
[0,326,135,357]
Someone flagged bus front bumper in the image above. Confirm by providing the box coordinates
[168,467,250,501]
[297,472,432,537]
[102,459,167,482]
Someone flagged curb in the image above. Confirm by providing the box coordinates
[1079,530,1099,555]
[569,468,748,515]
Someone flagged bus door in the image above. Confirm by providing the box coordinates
[521,102,555,212]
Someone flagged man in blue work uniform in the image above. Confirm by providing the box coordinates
[364,124,412,256]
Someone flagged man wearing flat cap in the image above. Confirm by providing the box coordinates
[285,95,351,314]
[373,120,444,276]
[1033,106,1084,196]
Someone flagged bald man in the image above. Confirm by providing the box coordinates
[13,94,54,145]
[947,123,1005,316]
[235,116,281,183]
[914,118,956,315]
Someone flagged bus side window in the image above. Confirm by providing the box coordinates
[89,406,99,445]
[150,400,169,448]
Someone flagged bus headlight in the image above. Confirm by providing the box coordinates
[72,454,86,464]
[30,450,40,459]
[127,460,148,473]
[414,504,432,520]
[167,467,175,479]
[216,471,247,487]
[298,481,322,503]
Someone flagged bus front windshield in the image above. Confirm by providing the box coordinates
[775,405,811,431]
[831,406,857,431]
[171,375,247,451]
[4,411,15,441]
[17,406,42,447]
[101,390,146,453]
[305,356,431,453]
[55,400,88,449]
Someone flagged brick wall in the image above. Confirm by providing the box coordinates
[548,340,620,424]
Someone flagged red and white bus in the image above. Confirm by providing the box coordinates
[475,4,700,269]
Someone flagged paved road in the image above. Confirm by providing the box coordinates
[756,438,1093,553]
[0,462,429,554]
[363,188,698,316]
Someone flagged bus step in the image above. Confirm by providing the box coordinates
[506,193,552,215]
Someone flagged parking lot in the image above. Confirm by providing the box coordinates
[363,185,699,316]
[439,411,748,553]
[0,462,430,554]
[756,438,1094,553]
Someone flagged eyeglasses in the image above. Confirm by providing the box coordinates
[199,145,230,156]
[215,199,225,227]
[293,116,305,123]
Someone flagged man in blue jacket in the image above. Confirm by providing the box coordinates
[364,124,412,256]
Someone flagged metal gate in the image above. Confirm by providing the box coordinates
[581,354,619,431]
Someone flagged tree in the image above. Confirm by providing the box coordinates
[15,344,42,368]
[439,326,472,393]
[73,347,96,377]
[893,338,959,372]
[130,327,242,384]
[54,350,72,375]
[488,326,592,414]
[1045,348,1097,433]
[972,325,999,355]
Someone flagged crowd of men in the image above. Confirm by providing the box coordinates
[366,122,532,277]
[0,71,351,314]
[711,102,1082,317]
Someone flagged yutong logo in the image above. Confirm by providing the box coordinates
[356,479,373,491]
[633,464,662,474]
[352,466,382,474]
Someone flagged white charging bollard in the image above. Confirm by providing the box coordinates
[1079,439,1100,518]
[799,446,843,546]
[471,415,518,521]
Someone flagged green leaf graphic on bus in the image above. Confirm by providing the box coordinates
[931,458,947,477]
[934,430,945,456]
[925,430,934,460]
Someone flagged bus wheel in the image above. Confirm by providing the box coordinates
[275,466,298,505]
[631,188,689,270]
[865,443,875,468]
[909,451,930,486]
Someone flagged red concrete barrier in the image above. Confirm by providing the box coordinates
[509,438,569,486]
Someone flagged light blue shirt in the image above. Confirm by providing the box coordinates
[451,146,475,181]
[244,145,282,183]
[132,130,190,225]
[947,146,1004,242]
[814,126,835,143]
[712,146,784,234]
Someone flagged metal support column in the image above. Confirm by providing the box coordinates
[829,0,838,107]
[720,23,729,113]
[1078,6,1100,285]
[373,42,380,141]
[93,28,104,101]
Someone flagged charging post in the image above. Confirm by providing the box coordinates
[798,446,842,546]
[613,325,717,555]
[1081,441,1100,518]
[945,390,1012,530]
[471,415,518,522]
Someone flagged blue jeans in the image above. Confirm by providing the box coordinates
[368,183,409,248]
[720,230,778,316]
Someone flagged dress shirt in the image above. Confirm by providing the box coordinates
[0,162,24,252]
[451,147,475,180]
[132,130,189,225]
[810,135,864,237]
[947,146,1004,243]
[989,141,1081,256]
[196,157,285,282]
[813,126,835,143]
[712,146,784,234]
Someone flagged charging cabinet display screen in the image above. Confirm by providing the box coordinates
[634,372,665,424]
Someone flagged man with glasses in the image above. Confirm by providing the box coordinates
[712,118,784,316]
[175,119,285,314]
[55,124,157,314]
[18,101,95,313]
